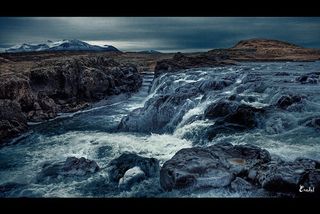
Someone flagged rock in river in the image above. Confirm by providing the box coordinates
[276,95,304,110]
[257,157,320,193]
[108,153,160,185]
[36,157,100,183]
[118,166,146,189]
[204,99,265,139]
[160,142,320,196]
[160,142,270,191]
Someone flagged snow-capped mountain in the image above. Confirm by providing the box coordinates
[3,39,119,53]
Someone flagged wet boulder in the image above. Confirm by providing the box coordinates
[0,182,27,197]
[222,104,264,128]
[108,153,159,184]
[36,157,100,183]
[204,100,265,139]
[160,142,271,191]
[296,72,320,84]
[257,158,320,194]
[204,100,238,119]
[160,143,320,196]
[306,117,320,130]
[118,166,146,189]
[276,95,304,110]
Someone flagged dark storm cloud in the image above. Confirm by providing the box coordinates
[0,17,320,52]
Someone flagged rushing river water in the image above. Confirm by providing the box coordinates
[1,62,320,197]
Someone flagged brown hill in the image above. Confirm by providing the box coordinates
[207,38,320,62]
[232,38,302,49]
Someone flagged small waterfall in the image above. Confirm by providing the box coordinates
[141,71,155,93]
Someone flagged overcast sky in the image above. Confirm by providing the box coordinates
[0,17,320,52]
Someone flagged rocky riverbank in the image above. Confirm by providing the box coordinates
[0,55,142,143]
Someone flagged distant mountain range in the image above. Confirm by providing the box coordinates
[138,50,161,54]
[2,39,119,53]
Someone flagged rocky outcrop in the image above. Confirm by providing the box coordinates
[108,153,159,188]
[36,157,100,183]
[0,74,35,112]
[0,56,142,142]
[204,99,265,140]
[0,99,28,142]
[154,52,236,77]
[160,142,320,196]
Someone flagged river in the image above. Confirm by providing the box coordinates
[1,61,320,197]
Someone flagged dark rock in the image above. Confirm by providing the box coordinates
[0,182,27,197]
[160,143,320,196]
[62,157,100,175]
[258,157,320,194]
[223,104,263,128]
[108,153,159,183]
[276,95,304,110]
[204,100,265,139]
[0,99,28,143]
[36,157,99,183]
[306,117,320,130]
[296,72,320,84]
[204,100,238,119]
[160,142,270,191]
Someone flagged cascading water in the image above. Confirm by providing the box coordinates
[1,61,320,197]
